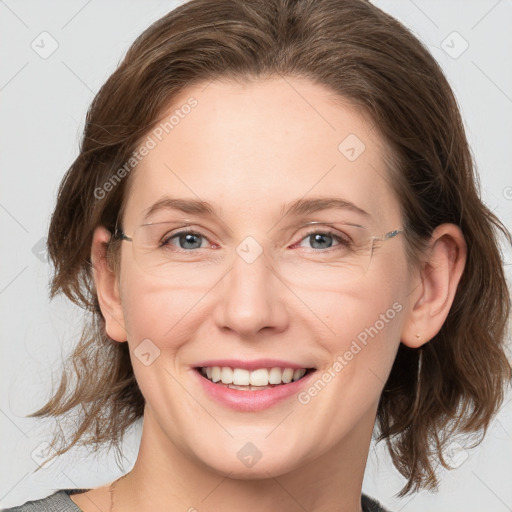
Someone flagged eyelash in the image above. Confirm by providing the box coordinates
[160,227,352,254]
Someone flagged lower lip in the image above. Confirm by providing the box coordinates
[193,368,316,412]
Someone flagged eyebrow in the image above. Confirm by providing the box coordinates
[280,196,370,219]
[144,197,217,220]
[143,196,370,224]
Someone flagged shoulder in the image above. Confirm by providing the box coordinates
[4,490,389,512]
[362,493,392,512]
[1,489,89,512]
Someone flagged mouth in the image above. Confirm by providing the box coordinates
[194,366,316,391]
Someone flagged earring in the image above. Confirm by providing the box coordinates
[411,348,423,415]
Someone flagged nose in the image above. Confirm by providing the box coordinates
[213,247,289,338]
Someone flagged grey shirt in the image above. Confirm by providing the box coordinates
[2,489,391,511]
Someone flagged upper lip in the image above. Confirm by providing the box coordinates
[193,359,315,371]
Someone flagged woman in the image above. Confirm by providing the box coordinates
[4,0,510,511]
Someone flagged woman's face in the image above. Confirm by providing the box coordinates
[111,77,414,477]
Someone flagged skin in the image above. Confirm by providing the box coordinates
[72,77,466,512]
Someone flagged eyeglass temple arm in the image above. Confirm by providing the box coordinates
[113,219,133,242]
[383,229,403,240]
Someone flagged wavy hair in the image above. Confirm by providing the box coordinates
[31,0,511,495]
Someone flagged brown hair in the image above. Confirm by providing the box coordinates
[32,0,511,495]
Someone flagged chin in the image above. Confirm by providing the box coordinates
[206,457,300,480]
[191,440,305,480]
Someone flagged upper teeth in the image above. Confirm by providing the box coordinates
[201,367,307,386]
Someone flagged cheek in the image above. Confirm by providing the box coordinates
[289,288,405,459]
[312,267,407,384]
[118,271,200,406]
[119,262,207,346]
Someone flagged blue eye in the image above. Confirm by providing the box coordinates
[297,229,351,251]
[304,232,336,250]
[163,231,208,250]
[158,227,353,254]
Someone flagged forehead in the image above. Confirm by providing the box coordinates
[124,76,401,229]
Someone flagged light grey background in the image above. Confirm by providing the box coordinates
[1,1,511,510]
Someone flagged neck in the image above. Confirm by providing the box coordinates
[113,405,375,512]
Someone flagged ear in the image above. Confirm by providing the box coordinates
[91,226,127,342]
[401,223,467,348]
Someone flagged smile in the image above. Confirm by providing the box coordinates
[193,364,317,411]
[197,366,312,390]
